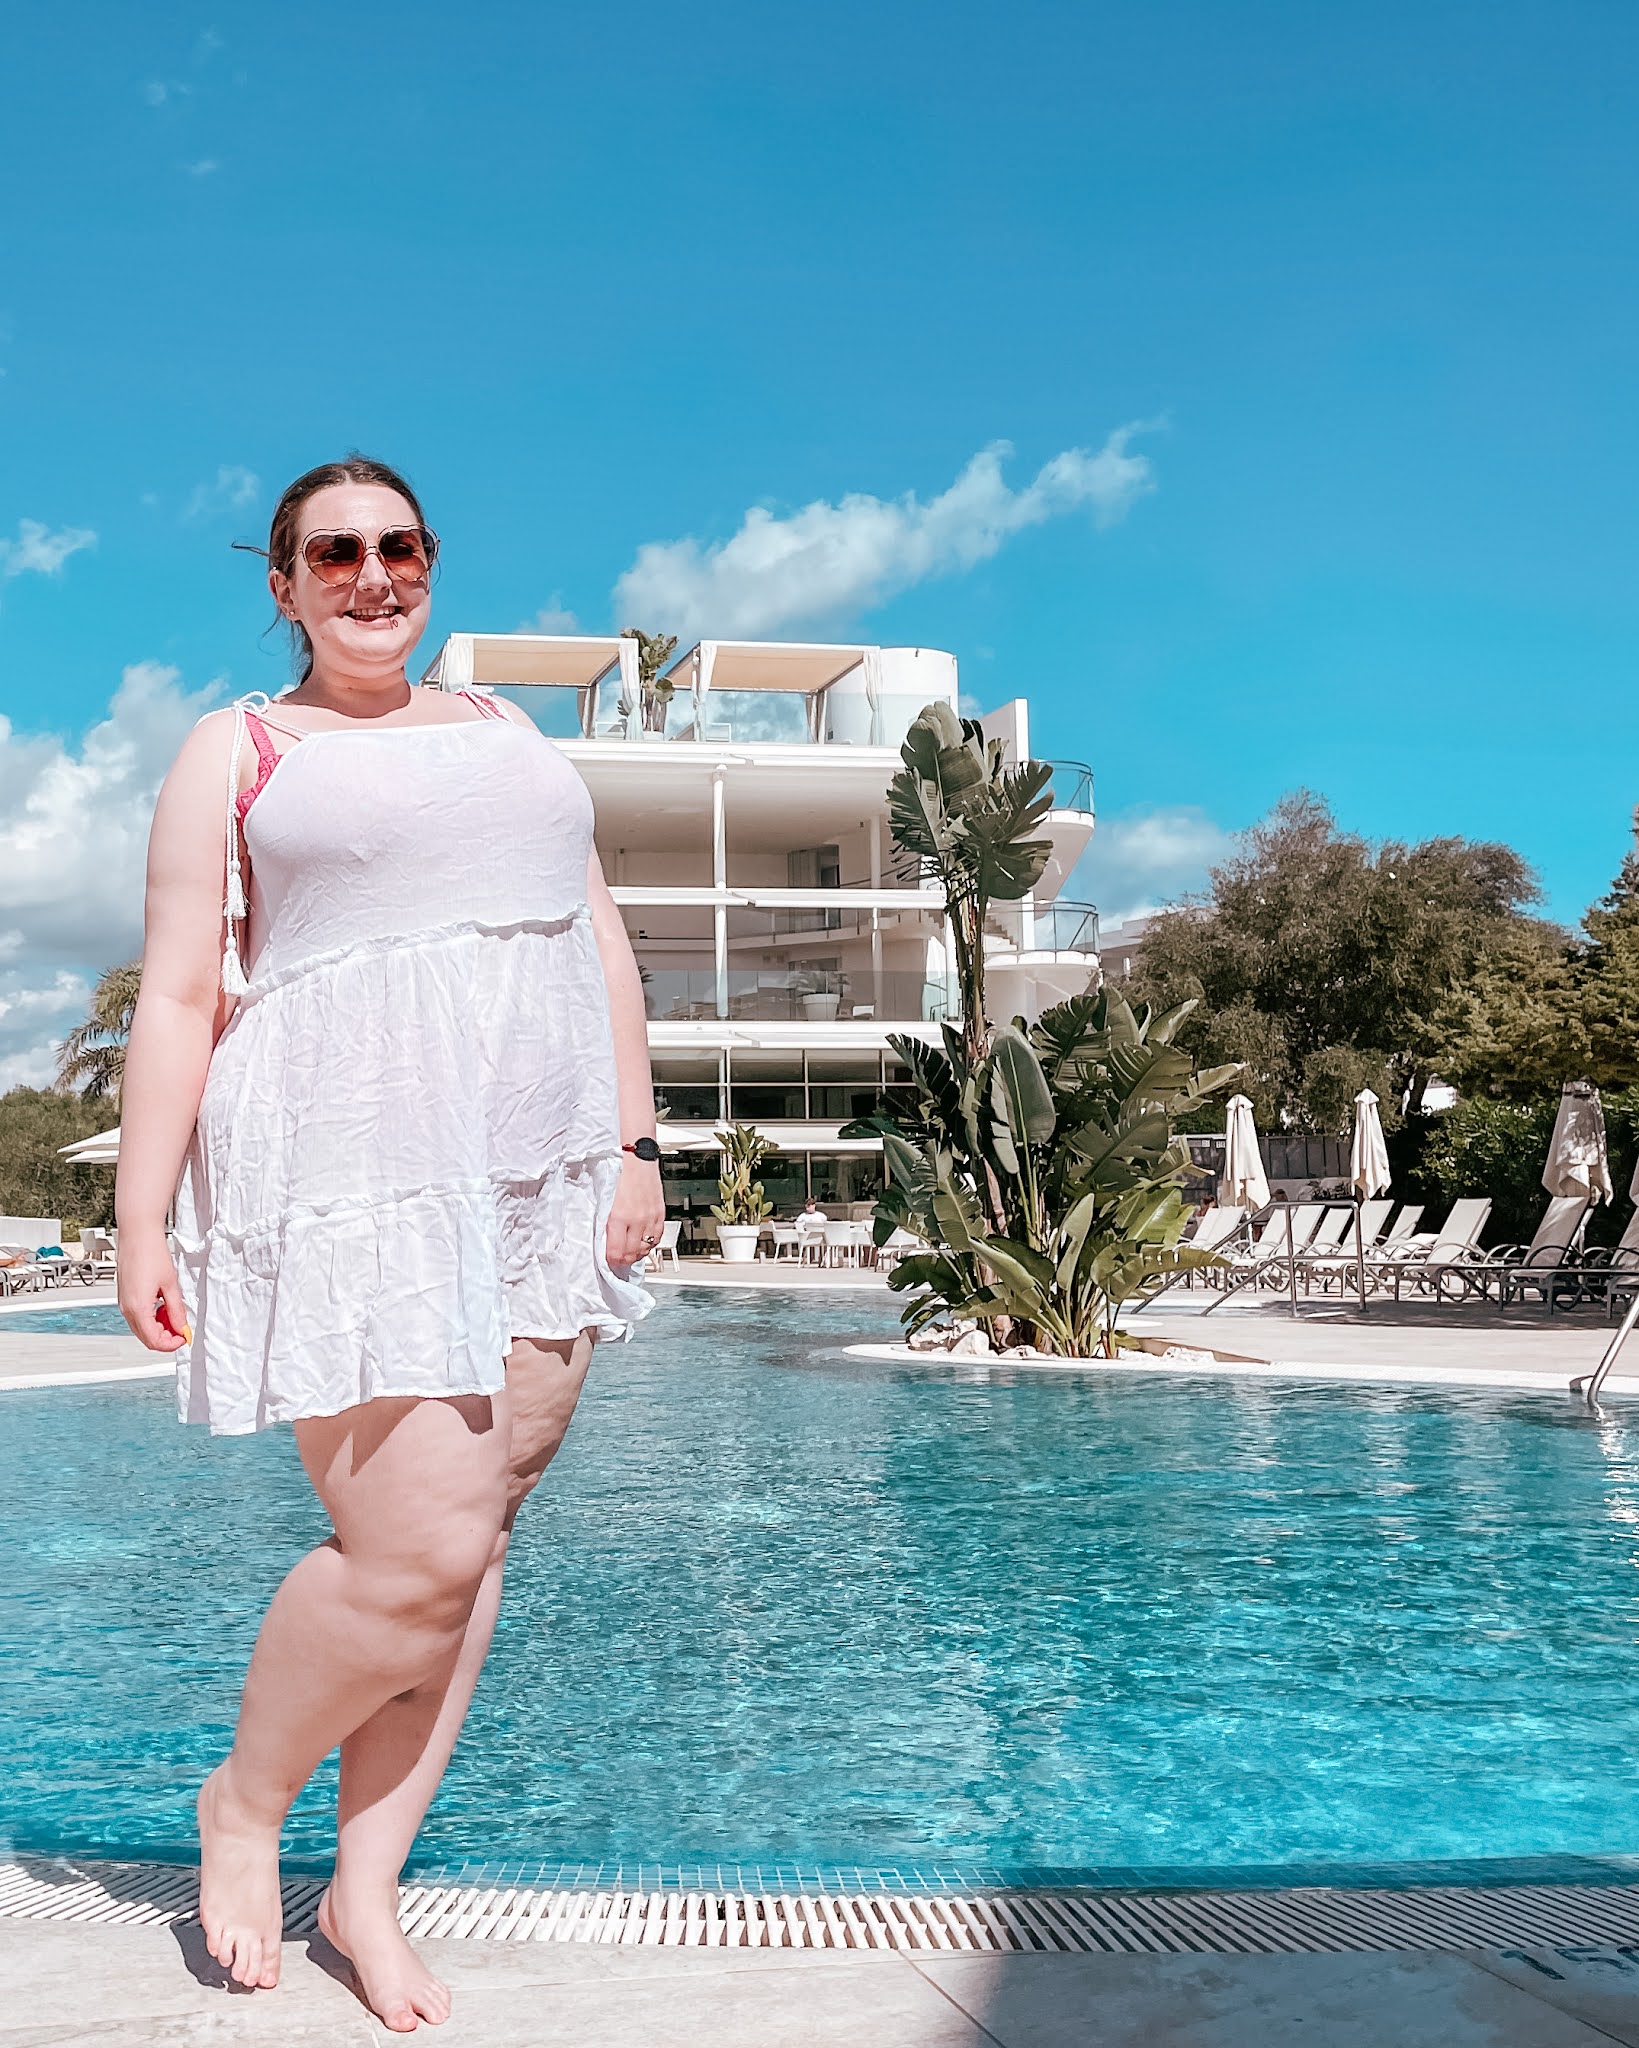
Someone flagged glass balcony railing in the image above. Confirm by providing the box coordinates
[1047,760,1094,814]
[640,969,953,1024]
[986,900,1100,955]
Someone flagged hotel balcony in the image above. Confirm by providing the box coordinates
[422,633,964,752]
[640,968,952,1027]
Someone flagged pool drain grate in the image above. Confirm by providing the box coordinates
[8,1859,1639,1955]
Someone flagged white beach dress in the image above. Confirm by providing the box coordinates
[172,692,652,1436]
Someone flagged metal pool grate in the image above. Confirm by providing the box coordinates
[8,1859,1639,1955]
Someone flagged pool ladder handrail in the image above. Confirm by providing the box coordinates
[1572,1288,1639,1409]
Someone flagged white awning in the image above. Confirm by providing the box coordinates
[422,632,636,694]
[660,1120,883,1155]
[663,641,873,695]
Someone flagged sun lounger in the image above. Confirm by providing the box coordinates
[1453,1194,1592,1304]
[1541,1207,1639,1315]
[1296,1200,1397,1294]
[1211,1203,1327,1293]
[1252,1204,1344,1290]
[1187,1205,1248,1250]
[1368,1198,1493,1300]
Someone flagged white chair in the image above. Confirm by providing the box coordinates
[823,1219,856,1267]
[795,1213,828,1264]
[876,1227,918,1273]
[848,1219,877,1268]
[656,1219,682,1268]
[771,1223,803,1262]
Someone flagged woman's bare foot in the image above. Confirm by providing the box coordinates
[318,1883,451,2032]
[196,1761,286,1990]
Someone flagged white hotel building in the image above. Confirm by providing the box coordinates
[423,631,1098,1217]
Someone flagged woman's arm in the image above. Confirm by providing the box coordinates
[586,849,665,1267]
[115,713,239,1350]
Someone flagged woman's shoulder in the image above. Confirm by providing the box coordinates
[165,696,266,790]
[468,690,538,734]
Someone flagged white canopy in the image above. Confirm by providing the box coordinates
[1222,1094,1270,1210]
[1542,1081,1613,1204]
[1349,1089,1392,1199]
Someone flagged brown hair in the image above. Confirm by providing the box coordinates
[266,454,429,681]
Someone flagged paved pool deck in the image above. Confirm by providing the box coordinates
[11,1912,1639,2045]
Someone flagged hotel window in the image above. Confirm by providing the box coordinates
[805,1054,884,1122]
[652,1055,722,1123]
[727,1050,805,1122]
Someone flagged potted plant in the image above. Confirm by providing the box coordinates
[712,1122,773,1261]
[798,968,843,1022]
[619,626,680,738]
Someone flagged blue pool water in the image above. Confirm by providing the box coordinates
[2,1303,127,1335]
[3,1285,1639,1879]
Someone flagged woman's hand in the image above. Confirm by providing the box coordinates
[605,1157,666,1269]
[118,1232,189,1352]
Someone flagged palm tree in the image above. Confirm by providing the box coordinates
[887,703,1055,1067]
[619,627,680,733]
[56,961,142,1102]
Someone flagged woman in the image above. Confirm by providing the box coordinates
[117,455,660,2031]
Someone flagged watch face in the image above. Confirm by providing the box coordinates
[629,1136,662,1162]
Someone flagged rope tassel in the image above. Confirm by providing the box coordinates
[218,696,261,998]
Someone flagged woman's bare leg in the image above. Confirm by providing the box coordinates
[319,1336,593,2027]
[196,1390,509,2009]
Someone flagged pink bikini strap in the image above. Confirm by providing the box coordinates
[235,712,282,823]
[459,688,507,721]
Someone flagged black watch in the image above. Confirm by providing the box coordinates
[623,1137,662,1163]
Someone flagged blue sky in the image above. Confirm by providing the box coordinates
[2,2,1637,1076]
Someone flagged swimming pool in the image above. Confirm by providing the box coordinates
[3,1285,1638,1881]
[1,1302,127,1335]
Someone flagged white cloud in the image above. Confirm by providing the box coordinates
[520,599,580,634]
[183,465,259,522]
[613,428,1157,641]
[0,662,223,1084]
[185,158,220,177]
[1073,804,1237,931]
[0,519,96,583]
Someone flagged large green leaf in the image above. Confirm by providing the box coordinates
[1062,1109,1173,1179]
[989,1025,1056,1147]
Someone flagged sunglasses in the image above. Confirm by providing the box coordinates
[298,525,439,587]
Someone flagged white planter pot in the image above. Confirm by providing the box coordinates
[717,1225,762,1263]
[801,992,841,1020]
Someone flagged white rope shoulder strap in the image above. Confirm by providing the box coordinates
[215,692,272,997]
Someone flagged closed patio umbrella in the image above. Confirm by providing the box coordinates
[1543,1079,1613,1205]
[1223,1093,1270,1209]
[1349,1089,1391,1199]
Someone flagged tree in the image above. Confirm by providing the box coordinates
[886,702,1055,1067]
[619,627,679,735]
[1128,793,1549,1128]
[1581,810,1639,1089]
[55,962,143,1102]
[0,1087,119,1233]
